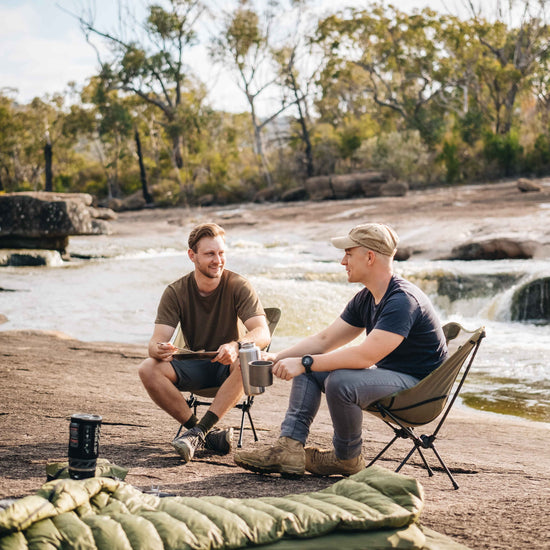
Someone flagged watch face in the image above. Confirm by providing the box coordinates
[302,355,313,367]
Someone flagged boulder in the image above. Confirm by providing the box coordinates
[197,194,215,207]
[88,207,118,221]
[0,249,63,267]
[446,238,539,260]
[253,187,280,203]
[517,178,542,193]
[304,172,389,201]
[394,246,412,261]
[511,277,550,321]
[281,186,308,202]
[120,191,147,211]
[380,181,409,197]
[99,197,123,211]
[304,175,333,200]
[0,192,113,253]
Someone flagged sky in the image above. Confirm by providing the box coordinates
[0,0,461,112]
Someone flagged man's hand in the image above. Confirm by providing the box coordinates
[213,342,240,365]
[260,351,277,362]
[272,357,304,380]
[155,342,176,362]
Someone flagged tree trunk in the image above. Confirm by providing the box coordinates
[172,134,184,169]
[502,84,519,135]
[135,128,153,204]
[250,109,273,187]
[289,71,314,178]
[44,137,53,192]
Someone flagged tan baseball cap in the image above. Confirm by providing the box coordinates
[331,223,399,256]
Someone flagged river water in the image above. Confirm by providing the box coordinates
[1,218,549,423]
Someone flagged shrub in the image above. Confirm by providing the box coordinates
[483,131,523,177]
[358,130,440,185]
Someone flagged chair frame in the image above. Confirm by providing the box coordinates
[366,323,486,489]
[175,307,281,448]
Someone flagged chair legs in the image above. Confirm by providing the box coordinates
[368,422,460,489]
[177,394,259,448]
[235,396,259,448]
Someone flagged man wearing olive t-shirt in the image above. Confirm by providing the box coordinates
[138,223,270,463]
[234,222,447,477]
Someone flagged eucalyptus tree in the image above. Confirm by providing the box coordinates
[462,0,550,135]
[0,92,19,191]
[314,3,463,148]
[81,79,136,198]
[76,0,207,179]
[0,93,78,192]
[270,0,322,180]
[209,0,300,187]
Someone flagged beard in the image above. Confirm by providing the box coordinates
[196,260,224,279]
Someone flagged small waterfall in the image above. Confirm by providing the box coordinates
[397,262,550,324]
[511,277,550,322]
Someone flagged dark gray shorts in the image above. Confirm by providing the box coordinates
[171,359,230,391]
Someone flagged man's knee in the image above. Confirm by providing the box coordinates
[138,358,162,386]
[325,371,356,403]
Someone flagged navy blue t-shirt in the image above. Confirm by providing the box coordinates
[341,275,447,378]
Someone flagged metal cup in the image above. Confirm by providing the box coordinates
[248,360,273,388]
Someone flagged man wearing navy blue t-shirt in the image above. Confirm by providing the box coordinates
[234,223,448,477]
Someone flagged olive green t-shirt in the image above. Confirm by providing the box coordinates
[155,270,264,351]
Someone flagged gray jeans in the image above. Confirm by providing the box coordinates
[280,367,420,460]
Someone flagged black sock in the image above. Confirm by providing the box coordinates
[183,414,198,430]
[197,411,219,434]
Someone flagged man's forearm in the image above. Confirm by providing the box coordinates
[275,333,327,361]
[237,326,271,351]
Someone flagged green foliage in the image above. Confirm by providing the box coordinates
[359,130,438,185]
[5,2,550,203]
[310,123,341,175]
[440,141,461,183]
[457,108,487,146]
[483,130,524,177]
[524,133,550,176]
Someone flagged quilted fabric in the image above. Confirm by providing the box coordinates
[0,466,466,549]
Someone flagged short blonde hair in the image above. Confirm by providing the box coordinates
[188,223,225,251]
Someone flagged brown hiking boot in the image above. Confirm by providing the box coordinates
[305,447,365,476]
[234,437,305,477]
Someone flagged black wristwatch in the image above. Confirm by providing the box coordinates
[301,354,314,374]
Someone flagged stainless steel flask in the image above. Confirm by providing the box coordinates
[239,342,263,395]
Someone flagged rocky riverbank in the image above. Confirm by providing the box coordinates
[0,329,548,549]
[1,180,550,548]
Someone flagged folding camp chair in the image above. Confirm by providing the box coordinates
[365,322,486,489]
[174,307,281,448]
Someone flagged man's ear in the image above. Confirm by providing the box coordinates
[188,248,195,263]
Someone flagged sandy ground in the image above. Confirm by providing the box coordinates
[1,180,550,548]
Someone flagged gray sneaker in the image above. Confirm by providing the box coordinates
[204,427,234,455]
[171,426,205,463]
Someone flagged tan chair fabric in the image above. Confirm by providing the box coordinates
[365,322,486,489]
[366,324,485,427]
